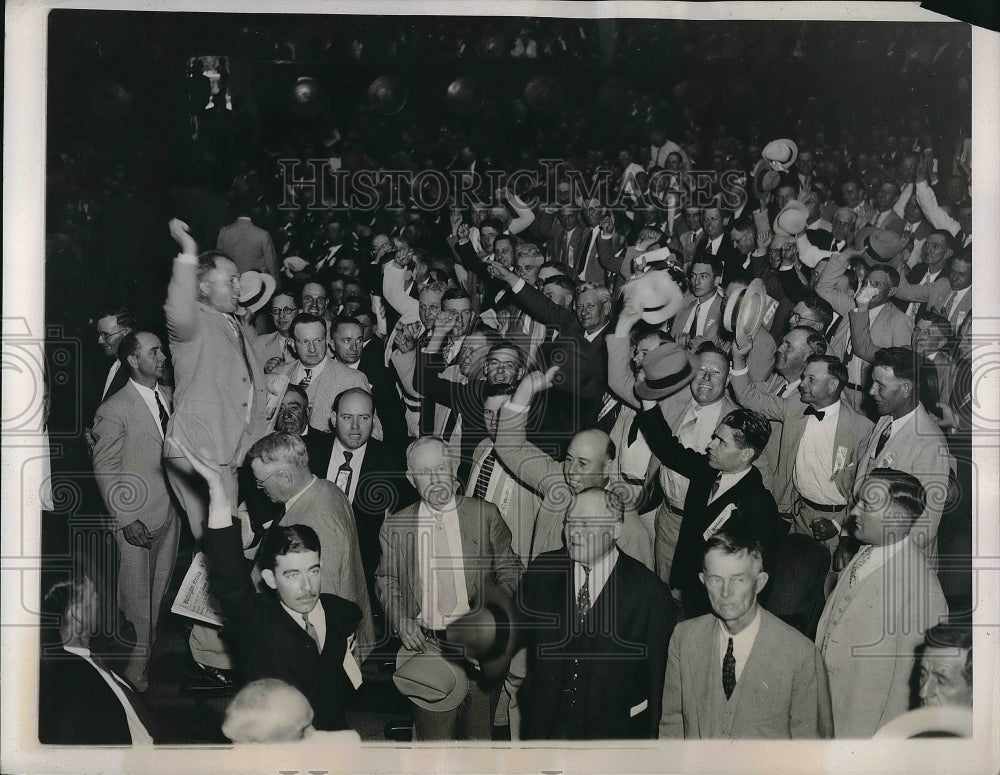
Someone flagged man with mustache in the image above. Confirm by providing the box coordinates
[177,441,362,732]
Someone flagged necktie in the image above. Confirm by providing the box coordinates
[300,368,313,389]
[722,637,737,699]
[626,414,642,446]
[849,544,874,587]
[473,449,496,499]
[577,564,592,624]
[873,420,892,459]
[804,405,826,421]
[154,390,169,436]
[776,381,788,398]
[688,302,702,339]
[334,451,354,495]
[432,513,458,618]
[302,611,321,649]
[709,475,721,502]
[229,315,256,386]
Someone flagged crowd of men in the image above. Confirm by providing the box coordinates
[40,115,976,745]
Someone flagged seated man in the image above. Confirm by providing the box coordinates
[660,530,833,739]
[176,441,362,732]
[39,575,157,745]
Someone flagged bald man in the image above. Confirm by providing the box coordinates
[494,369,654,568]
[517,487,674,739]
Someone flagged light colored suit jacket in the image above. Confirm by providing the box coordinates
[730,372,873,514]
[93,382,177,531]
[164,257,269,469]
[894,276,971,333]
[375,495,524,631]
[252,330,294,369]
[216,217,278,276]
[816,538,948,737]
[817,252,913,361]
[465,439,542,562]
[670,292,723,341]
[495,404,654,569]
[660,608,833,739]
[853,407,955,556]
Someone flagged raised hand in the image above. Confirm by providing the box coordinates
[169,218,197,254]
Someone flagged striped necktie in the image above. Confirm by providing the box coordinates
[473,450,496,499]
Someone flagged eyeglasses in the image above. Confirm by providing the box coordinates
[254,469,283,489]
[97,328,127,342]
[271,306,297,316]
[789,312,821,326]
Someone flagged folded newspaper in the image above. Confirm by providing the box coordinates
[170,551,224,626]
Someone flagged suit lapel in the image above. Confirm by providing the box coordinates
[455,496,481,603]
[126,382,165,444]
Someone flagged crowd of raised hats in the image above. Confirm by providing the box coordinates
[40,86,976,746]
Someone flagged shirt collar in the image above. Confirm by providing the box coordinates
[717,606,762,643]
[285,475,317,511]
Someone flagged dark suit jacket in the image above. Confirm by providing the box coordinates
[357,338,409,449]
[517,548,675,739]
[86,358,131,427]
[311,438,416,582]
[204,524,361,730]
[511,281,608,442]
[638,407,786,608]
[39,648,146,744]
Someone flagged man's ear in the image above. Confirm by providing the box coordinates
[261,568,277,591]
[127,354,139,373]
[698,572,706,588]
[754,571,770,596]
[405,471,416,490]
[740,448,756,467]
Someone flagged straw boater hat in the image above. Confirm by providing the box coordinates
[238,271,276,316]
[722,278,769,348]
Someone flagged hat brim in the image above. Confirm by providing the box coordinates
[723,279,768,348]
[239,272,277,316]
[445,585,519,684]
[394,641,469,713]
[634,356,696,401]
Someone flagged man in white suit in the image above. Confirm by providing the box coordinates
[92,331,180,692]
[817,468,948,737]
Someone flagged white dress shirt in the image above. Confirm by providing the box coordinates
[716,608,762,683]
[129,379,169,438]
[326,439,367,502]
[292,356,328,385]
[793,400,845,505]
[417,499,471,631]
[102,359,122,401]
[575,546,619,605]
[682,294,716,337]
[707,234,724,256]
[282,599,327,650]
[708,467,752,505]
